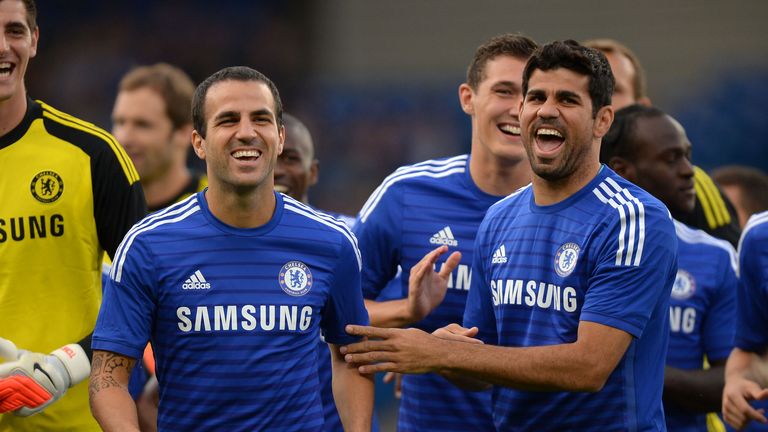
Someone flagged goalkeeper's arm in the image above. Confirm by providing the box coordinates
[89,350,140,432]
[0,338,91,416]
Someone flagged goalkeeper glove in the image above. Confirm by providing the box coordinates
[0,343,91,416]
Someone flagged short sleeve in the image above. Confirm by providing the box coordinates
[702,249,737,361]
[321,236,369,345]
[735,227,768,351]
[92,235,156,359]
[581,207,677,338]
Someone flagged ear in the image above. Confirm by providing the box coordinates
[458,83,475,115]
[277,124,285,155]
[191,130,206,160]
[593,105,614,139]
[637,96,652,107]
[29,26,39,58]
[608,156,636,182]
[308,159,319,187]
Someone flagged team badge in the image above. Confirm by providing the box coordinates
[30,171,64,203]
[554,242,580,277]
[279,261,313,297]
[671,269,696,300]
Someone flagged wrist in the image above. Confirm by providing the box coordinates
[50,344,91,388]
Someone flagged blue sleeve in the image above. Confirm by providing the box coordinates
[92,236,156,359]
[702,249,737,361]
[463,215,498,345]
[735,228,768,351]
[353,182,403,300]
[581,208,677,338]
[321,236,369,345]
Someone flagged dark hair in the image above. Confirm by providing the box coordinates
[583,38,648,102]
[466,33,538,90]
[119,63,195,130]
[711,165,768,216]
[192,66,283,138]
[522,40,615,117]
[15,0,37,30]
[600,104,666,164]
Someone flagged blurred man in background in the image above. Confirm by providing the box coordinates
[711,165,768,229]
[584,38,741,246]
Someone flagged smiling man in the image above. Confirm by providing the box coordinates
[89,66,373,432]
[343,40,677,431]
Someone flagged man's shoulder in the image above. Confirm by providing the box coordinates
[380,154,468,189]
[283,195,358,241]
[675,220,738,272]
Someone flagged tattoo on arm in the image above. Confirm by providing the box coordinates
[89,351,136,399]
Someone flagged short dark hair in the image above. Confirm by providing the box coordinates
[466,33,538,90]
[119,63,195,130]
[600,104,666,164]
[711,165,768,216]
[522,40,615,117]
[192,66,283,138]
[583,38,648,102]
[14,0,37,31]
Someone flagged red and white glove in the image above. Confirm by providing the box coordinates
[0,339,90,416]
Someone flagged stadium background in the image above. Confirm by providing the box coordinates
[28,0,768,429]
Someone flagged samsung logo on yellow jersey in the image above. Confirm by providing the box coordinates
[0,214,64,242]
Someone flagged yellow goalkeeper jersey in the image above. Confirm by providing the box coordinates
[0,99,146,432]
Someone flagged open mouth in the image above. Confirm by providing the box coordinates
[535,127,565,153]
[231,149,261,161]
[499,124,521,136]
[0,62,14,78]
[274,184,289,193]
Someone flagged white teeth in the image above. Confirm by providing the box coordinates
[500,125,521,135]
[537,128,563,138]
[274,185,289,193]
[232,150,261,158]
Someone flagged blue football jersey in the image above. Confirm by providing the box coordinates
[93,191,369,432]
[665,220,737,431]
[464,166,677,431]
[354,154,497,431]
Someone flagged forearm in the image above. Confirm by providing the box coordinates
[89,350,140,432]
[726,349,759,382]
[330,344,374,432]
[365,298,413,328]
[664,365,724,412]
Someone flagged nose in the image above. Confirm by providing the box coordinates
[680,157,694,178]
[537,98,559,119]
[0,34,8,53]
[235,118,257,141]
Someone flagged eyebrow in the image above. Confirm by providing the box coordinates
[5,21,30,33]
[213,108,273,122]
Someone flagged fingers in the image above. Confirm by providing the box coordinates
[345,325,392,339]
[394,373,402,399]
[0,339,18,363]
[438,251,462,279]
[357,362,398,375]
[382,371,396,384]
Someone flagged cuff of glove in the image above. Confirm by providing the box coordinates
[50,344,90,387]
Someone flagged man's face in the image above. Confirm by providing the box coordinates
[520,68,608,182]
[274,123,317,203]
[604,51,638,109]
[0,0,37,103]
[112,87,178,183]
[461,55,528,162]
[192,80,284,193]
[621,115,696,216]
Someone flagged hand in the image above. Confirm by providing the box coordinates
[722,374,768,429]
[382,372,402,399]
[343,325,449,375]
[406,246,461,322]
[0,344,91,416]
[433,324,483,345]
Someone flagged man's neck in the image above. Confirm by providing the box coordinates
[0,92,28,137]
[205,181,276,228]
[142,165,192,210]
[468,150,532,197]
[532,160,601,206]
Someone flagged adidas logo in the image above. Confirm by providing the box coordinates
[492,245,507,264]
[429,226,458,247]
[182,270,211,290]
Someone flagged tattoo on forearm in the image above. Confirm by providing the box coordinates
[89,351,136,399]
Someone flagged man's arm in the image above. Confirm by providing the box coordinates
[328,343,373,432]
[664,361,726,413]
[89,350,140,432]
[343,320,632,392]
[722,348,768,430]
[365,245,460,328]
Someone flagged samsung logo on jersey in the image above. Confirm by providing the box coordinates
[491,279,578,312]
[0,214,64,243]
[176,304,313,333]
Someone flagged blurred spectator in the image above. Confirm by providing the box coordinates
[711,165,768,229]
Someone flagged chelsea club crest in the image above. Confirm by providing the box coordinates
[554,242,580,277]
[279,261,313,296]
[671,269,696,300]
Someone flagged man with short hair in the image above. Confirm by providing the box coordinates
[711,165,768,229]
[0,1,146,430]
[344,40,677,431]
[601,104,738,431]
[89,66,373,431]
[352,33,537,431]
[112,63,207,212]
[584,38,740,246]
